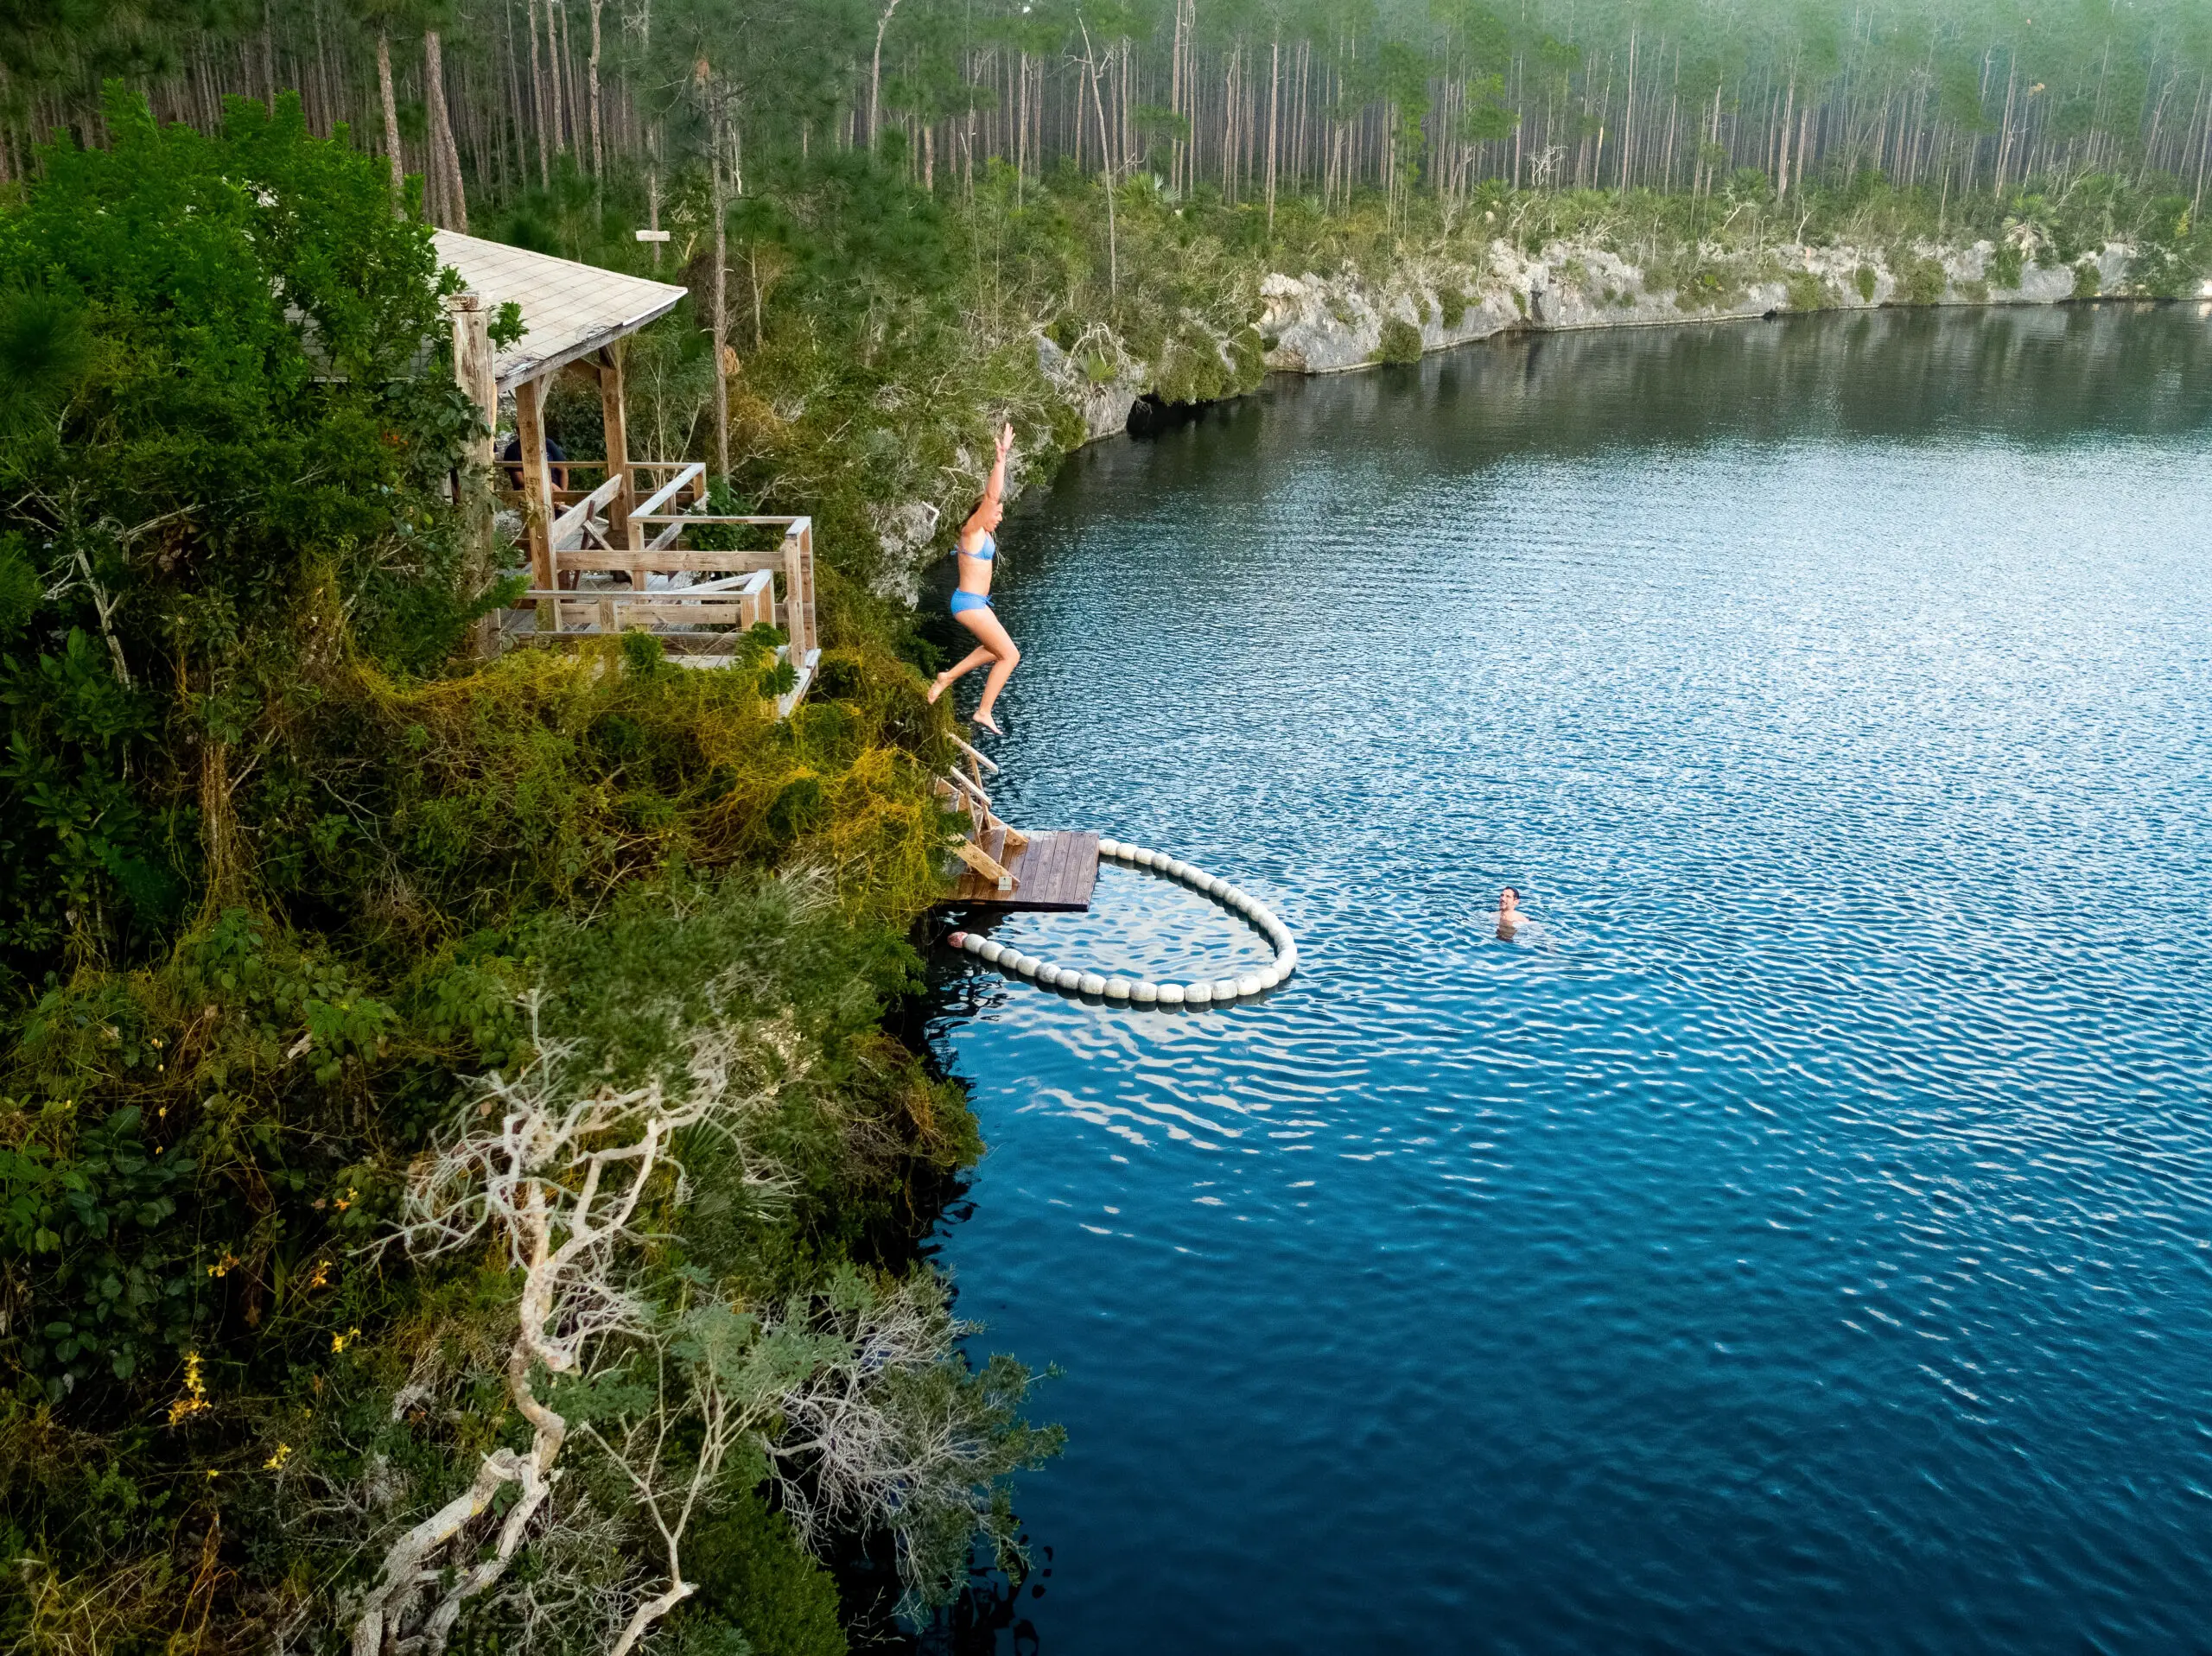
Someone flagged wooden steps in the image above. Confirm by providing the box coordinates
[945,829,1100,912]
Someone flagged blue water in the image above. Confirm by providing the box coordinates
[922,306,2212,1653]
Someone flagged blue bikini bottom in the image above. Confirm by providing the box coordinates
[950,590,994,616]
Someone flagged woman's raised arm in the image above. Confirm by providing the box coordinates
[965,422,1014,537]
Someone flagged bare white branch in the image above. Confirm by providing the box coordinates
[348,987,798,1655]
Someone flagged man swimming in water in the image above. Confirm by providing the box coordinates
[1496,887,1526,940]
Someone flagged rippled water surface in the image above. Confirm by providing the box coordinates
[919,307,2212,1653]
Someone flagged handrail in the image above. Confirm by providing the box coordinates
[550,473,624,551]
[556,548,778,572]
[631,463,707,523]
[519,587,757,602]
[630,514,811,529]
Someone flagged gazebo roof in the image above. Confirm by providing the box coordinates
[433,230,689,392]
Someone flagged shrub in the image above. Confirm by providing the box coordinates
[1437,287,1468,328]
[685,1494,849,1656]
[1989,241,2025,289]
[1673,265,1743,312]
[2072,259,2101,299]
[1784,270,1826,312]
[1854,263,1878,301]
[1891,255,1948,306]
[1373,317,1423,365]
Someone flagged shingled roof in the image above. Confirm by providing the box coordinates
[432,230,690,392]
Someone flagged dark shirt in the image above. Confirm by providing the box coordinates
[499,432,568,490]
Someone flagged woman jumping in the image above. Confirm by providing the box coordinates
[927,422,1020,735]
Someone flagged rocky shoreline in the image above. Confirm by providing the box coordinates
[1039,236,2136,444]
[879,232,2152,596]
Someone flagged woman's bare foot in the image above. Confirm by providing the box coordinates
[972,708,1004,736]
[926,671,950,705]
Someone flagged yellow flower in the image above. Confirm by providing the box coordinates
[331,1327,360,1354]
[168,1353,213,1425]
[264,1443,293,1471]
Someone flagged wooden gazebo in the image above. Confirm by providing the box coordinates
[437,231,818,705]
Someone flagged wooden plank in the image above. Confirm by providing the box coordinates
[944,829,1097,912]
[631,463,707,526]
[597,346,632,552]
[632,514,810,528]
[556,548,781,574]
[513,375,556,629]
[951,838,1014,887]
[1027,830,1067,898]
[551,473,623,552]
[948,733,1000,776]
[543,600,761,630]
[1065,831,1101,907]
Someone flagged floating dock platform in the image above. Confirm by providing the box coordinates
[945,828,1100,912]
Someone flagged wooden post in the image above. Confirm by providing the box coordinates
[781,526,806,657]
[514,373,557,630]
[449,295,497,460]
[787,519,817,657]
[598,344,636,576]
[448,294,500,654]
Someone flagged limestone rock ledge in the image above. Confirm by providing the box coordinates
[1255,238,2136,377]
[1037,330,1150,444]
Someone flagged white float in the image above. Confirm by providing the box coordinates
[944,842,1299,1011]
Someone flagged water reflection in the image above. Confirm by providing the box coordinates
[920,307,2212,1656]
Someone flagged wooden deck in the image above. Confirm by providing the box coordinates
[946,829,1100,911]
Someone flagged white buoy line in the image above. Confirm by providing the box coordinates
[946,839,1297,1007]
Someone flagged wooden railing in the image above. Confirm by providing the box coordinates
[621,512,818,664]
[506,500,819,714]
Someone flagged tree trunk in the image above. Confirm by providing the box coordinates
[260,0,276,113]
[1776,77,1796,197]
[1619,26,1637,189]
[710,96,731,483]
[868,0,902,151]
[588,0,605,179]
[426,29,468,232]
[1081,21,1117,298]
[377,29,404,212]
[526,0,550,184]
[545,0,568,161]
[1266,32,1280,233]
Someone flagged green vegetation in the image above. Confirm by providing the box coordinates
[685,1494,849,1656]
[0,90,1055,1652]
[1894,253,1952,306]
[3,0,2210,1649]
[1375,316,1426,364]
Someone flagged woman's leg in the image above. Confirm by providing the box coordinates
[951,606,1021,731]
[928,643,998,703]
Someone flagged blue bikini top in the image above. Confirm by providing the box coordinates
[962,532,996,562]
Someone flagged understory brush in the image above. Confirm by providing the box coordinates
[0,87,1052,1653]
